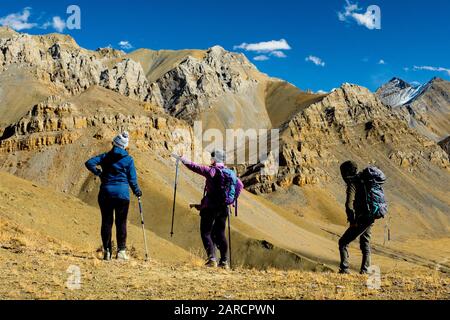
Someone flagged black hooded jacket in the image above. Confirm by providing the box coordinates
[344,174,369,224]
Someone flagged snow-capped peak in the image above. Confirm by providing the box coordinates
[376,78,431,107]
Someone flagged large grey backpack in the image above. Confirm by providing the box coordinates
[361,166,388,219]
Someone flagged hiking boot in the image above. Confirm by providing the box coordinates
[339,269,351,274]
[103,249,112,261]
[117,249,129,261]
[360,270,369,275]
[218,261,230,270]
[205,259,218,268]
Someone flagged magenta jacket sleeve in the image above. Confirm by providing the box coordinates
[181,157,215,178]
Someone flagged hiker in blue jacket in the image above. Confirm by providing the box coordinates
[85,131,142,261]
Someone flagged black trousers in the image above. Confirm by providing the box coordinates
[338,216,374,273]
[200,206,229,262]
[98,194,130,251]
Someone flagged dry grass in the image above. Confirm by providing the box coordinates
[0,235,448,300]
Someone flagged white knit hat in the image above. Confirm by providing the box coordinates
[113,131,129,149]
[211,149,225,164]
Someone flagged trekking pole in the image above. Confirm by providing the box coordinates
[228,206,232,269]
[170,157,181,238]
[138,197,149,261]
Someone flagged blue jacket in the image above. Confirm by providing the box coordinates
[85,146,141,200]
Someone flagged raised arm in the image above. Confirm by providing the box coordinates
[180,157,215,178]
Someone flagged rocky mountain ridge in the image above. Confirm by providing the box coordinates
[242,83,449,194]
[376,77,450,142]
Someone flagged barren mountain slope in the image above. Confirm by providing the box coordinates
[1,171,449,300]
[265,81,327,128]
[129,45,324,133]
[408,78,450,141]
[0,171,191,262]
[127,48,207,83]
[0,66,63,129]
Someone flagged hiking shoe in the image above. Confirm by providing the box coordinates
[117,250,129,261]
[218,261,230,270]
[103,249,112,261]
[205,259,218,268]
[339,269,351,274]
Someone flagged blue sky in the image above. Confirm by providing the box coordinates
[0,0,449,92]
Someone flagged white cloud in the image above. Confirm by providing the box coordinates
[0,8,68,33]
[0,7,37,31]
[316,90,328,94]
[413,65,450,76]
[270,51,287,58]
[378,59,386,65]
[234,39,291,61]
[338,1,360,21]
[52,16,66,33]
[338,1,380,30]
[254,55,270,61]
[118,41,133,50]
[305,55,325,67]
[403,67,410,72]
[234,39,291,53]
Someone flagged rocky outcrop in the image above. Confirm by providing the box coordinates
[0,32,151,101]
[0,95,192,154]
[147,46,261,121]
[0,32,270,126]
[439,136,450,157]
[242,84,449,194]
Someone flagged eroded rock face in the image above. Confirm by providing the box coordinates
[0,95,192,154]
[0,33,151,100]
[147,46,261,121]
[242,84,449,194]
[439,136,450,157]
[0,33,268,125]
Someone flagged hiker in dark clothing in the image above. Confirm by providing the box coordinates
[85,131,142,261]
[173,150,243,269]
[338,161,375,274]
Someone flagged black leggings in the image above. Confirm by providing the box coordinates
[98,194,130,251]
[200,206,229,262]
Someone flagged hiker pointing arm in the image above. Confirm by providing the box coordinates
[180,158,218,178]
[171,150,237,269]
